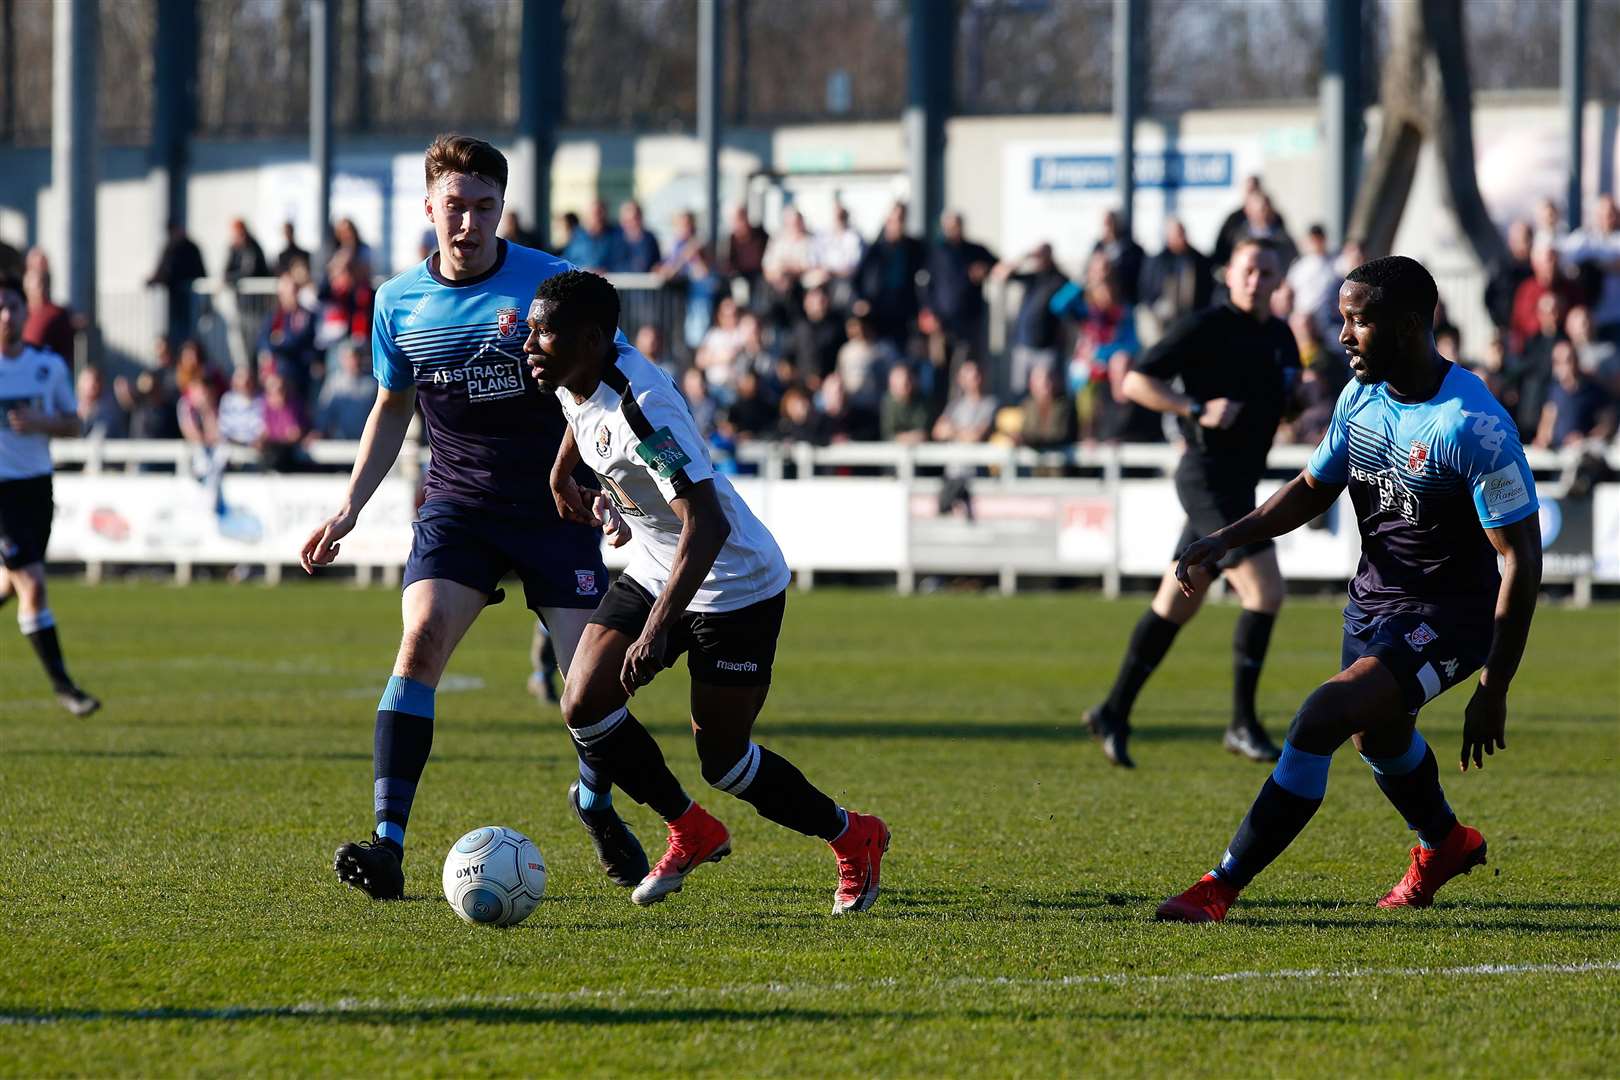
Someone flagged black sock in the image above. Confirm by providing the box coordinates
[1211,741,1332,889]
[702,741,845,841]
[22,615,74,692]
[570,708,690,821]
[1362,730,1457,848]
[1102,610,1181,721]
[1231,609,1277,729]
[541,635,558,680]
[373,676,436,860]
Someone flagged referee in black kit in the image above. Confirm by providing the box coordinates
[1082,238,1300,768]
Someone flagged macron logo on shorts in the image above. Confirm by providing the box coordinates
[715,659,758,673]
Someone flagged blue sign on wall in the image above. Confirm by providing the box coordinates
[1032,151,1234,192]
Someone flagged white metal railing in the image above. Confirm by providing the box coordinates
[51,435,1614,479]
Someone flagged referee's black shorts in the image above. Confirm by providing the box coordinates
[0,473,54,570]
[1171,459,1272,571]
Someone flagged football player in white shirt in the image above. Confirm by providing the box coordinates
[523,269,890,914]
[0,274,99,715]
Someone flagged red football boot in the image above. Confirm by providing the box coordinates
[830,812,890,915]
[630,802,731,907]
[1155,872,1239,923]
[1377,824,1487,909]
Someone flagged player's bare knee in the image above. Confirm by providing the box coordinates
[11,566,46,610]
[395,621,447,682]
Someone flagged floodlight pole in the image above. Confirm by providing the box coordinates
[1561,0,1586,228]
[1113,0,1144,239]
[151,0,196,245]
[905,0,952,240]
[310,0,335,268]
[52,0,98,351]
[699,0,724,258]
[1322,0,1364,247]
[518,0,564,251]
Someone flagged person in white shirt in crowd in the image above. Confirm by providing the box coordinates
[695,296,748,403]
[812,204,866,288]
[1558,193,1620,344]
[217,363,267,448]
[1286,224,1343,343]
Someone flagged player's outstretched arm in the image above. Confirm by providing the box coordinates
[300,385,416,573]
[1175,470,1342,595]
[1461,515,1543,772]
[620,479,731,695]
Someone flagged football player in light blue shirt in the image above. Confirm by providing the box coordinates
[1153,256,1542,924]
[301,135,644,901]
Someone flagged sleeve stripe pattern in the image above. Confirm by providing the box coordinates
[600,363,695,495]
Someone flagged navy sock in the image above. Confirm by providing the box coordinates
[373,675,435,860]
[21,610,73,692]
[702,741,846,841]
[1231,609,1276,729]
[1361,729,1457,849]
[1212,741,1332,889]
[1103,610,1180,720]
[570,708,690,821]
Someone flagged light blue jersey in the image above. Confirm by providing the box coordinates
[372,240,574,511]
[1308,360,1537,619]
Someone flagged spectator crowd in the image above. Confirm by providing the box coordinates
[52,176,1620,473]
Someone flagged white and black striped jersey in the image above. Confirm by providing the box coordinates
[556,342,789,612]
[0,345,74,481]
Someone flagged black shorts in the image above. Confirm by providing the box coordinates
[1173,460,1272,571]
[402,499,608,612]
[589,574,786,687]
[1341,601,1492,713]
[0,474,53,570]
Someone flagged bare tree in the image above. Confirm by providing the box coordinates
[1348,0,1506,265]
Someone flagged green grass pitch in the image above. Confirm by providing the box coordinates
[2,583,1617,1076]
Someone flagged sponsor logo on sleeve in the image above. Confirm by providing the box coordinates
[633,426,694,479]
[1481,463,1531,517]
[1403,623,1438,650]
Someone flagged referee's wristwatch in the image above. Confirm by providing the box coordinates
[1185,400,1205,421]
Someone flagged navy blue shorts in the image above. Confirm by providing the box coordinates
[1340,600,1491,713]
[402,500,607,612]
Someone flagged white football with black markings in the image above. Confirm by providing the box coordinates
[442,826,547,927]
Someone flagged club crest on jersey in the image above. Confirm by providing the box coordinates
[496,307,521,338]
[1406,440,1430,473]
[1404,623,1438,650]
[595,423,612,458]
[575,570,598,596]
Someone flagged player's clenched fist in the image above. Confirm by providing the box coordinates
[1174,535,1227,595]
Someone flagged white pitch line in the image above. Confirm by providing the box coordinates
[4,960,1617,1026]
